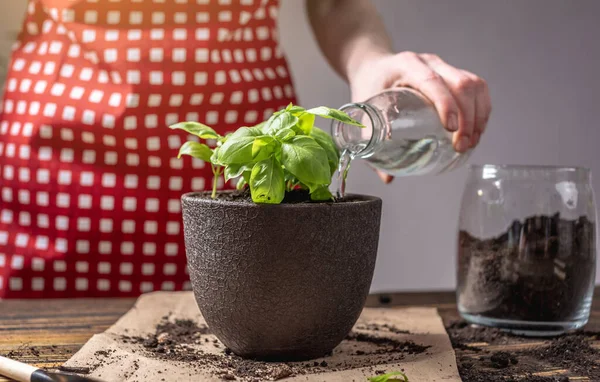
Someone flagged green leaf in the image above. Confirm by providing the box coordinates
[241,170,251,183]
[259,113,278,133]
[235,170,252,190]
[210,146,220,164]
[243,126,265,136]
[249,157,285,204]
[252,120,268,132]
[224,163,253,182]
[286,105,306,114]
[306,106,365,127]
[310,186,334,201]
[236,177,247,190]
[218,133,231,144]
[367,372,409,382]
[278,103,304,114]
[216,127,263,164]
[284,170,299,184]
[169,122,220,139]
[275,128,295,142]
[302,182,326,194]
[310,127,340,175]
[252,135,276,159]
[295,112,315,135]
[177,141,213,162]
[263,111,299,135]
[281,136,331,186]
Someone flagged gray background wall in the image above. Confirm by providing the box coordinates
[1,0,599,292]
[279,0,600,292]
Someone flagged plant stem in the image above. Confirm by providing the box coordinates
[211,165,221,199]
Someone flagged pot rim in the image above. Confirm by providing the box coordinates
[181,191,381,208]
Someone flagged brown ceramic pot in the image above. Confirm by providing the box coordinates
[181,192,382,361]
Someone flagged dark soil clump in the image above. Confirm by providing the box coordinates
[458,213,595,322]
[57,366,91,374]
[121,317,209,362]
[447,320,600,382]
[4,345,43,359]
[355,322,410,335]
[282,189,312,203]
[193,189,356,204]
[447,320,520,347]
[209,189,252,202]
[105,315,429,381]
[345,332,430,355]
[489,351,517,369]
[526,334,599,374]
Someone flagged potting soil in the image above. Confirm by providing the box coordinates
[458,213,595,322]
[448,320,600,381]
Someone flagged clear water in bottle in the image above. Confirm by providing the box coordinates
[331,87,470,197]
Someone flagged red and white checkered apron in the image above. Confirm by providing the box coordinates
[0,0,297,298]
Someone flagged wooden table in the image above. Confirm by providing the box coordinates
[1,289,599,382]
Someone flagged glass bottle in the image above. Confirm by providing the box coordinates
[331,87,471,177]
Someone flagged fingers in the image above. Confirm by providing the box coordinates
[366,162,394,184]
[377,170,394,184]
[392,52,461,140]
[348,50,491,165]
[420,54,478,152]
[459,70,491,147]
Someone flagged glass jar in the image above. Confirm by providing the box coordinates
[331,87,471,177]
[457,165,597,335]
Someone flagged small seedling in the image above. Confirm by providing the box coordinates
[170,103,363,204]
[367,371,409,382]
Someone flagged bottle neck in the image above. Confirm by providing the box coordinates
[330,102,385,158]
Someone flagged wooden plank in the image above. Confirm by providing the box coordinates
[0,289,598,382]
[0,298,135,381]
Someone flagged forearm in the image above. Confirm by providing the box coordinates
[305,0,393,83]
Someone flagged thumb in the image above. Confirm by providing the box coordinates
[365,162,394,184]
[377,170,394,184]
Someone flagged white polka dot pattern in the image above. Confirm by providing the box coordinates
[0,0,296,298]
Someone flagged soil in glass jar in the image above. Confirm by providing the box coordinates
[458,213,596,325]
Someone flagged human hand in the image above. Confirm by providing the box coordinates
[349,51,492,183]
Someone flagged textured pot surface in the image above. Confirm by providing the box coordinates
[181,192,382,361]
